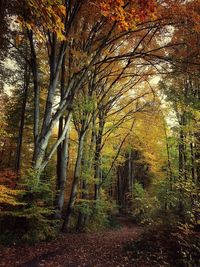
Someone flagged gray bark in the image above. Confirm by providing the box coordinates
[54,53,70,218]
[28,10,117,179]
[27,30,40,160]
[62,131,86,231]
[38,112,72,174]
[15,63,30,174]
[55,125,70,218]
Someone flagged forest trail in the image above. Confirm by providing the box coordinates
[0,217,145,267]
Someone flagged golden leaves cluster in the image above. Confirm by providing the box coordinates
[17,0,66,41]
[0,185,23,206]
[100,0,157,31]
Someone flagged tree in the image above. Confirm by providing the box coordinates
[12,0,196,179]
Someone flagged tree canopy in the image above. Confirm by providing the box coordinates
[0,1,199,266]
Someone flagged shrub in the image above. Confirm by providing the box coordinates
[131,182,159,224]
[124,223,200,266]
[0,169,58,244]
[75,191,118,231]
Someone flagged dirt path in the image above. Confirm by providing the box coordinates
[0,218,144,267]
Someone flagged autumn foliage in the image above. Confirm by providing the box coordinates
[0,0,199,266]
[100,0,157,30]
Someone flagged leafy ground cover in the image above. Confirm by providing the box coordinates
[1,216,199,267]
[0,217,145,267]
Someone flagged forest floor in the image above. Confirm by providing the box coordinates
[0,217,147,267]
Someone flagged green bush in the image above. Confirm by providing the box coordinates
[155,178,199,226]
[0,169,58,244]
[20,170,58,243]
[125,178,200,266]
[91,198,117,229]
[131,182,159,224]
[75,191,117,231]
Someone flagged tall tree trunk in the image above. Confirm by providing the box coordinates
[55,123,70,218]
[54,54,70,218]
[76,179,87,231]
[194,134,200,183]
[56,116,63,187]
[117,168,121,208]
[128,150,132,194]
[190,133,196,182]
[15,64,30,175]
[76,128,95,230]
[163,124,173,192]
[179,115,186,179]
[190,142,195,181]
[27,30,40,162]
[62,131,86,231]
[94,116,104,201]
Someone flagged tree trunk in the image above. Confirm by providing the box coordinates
[27,30,40,160]
[94,117,104,200]
[55,122,70,218]
[62,131,86,231]
[54,53,70,218]
[190,138,196,182]
[163,124,173,192]
[179,129,184,178]
[128,150,132,193]
[76,179,87,231]
[15,64,30,175]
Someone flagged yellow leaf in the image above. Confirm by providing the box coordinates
[59,5,66,16]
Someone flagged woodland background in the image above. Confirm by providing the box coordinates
[0,1,199,266]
